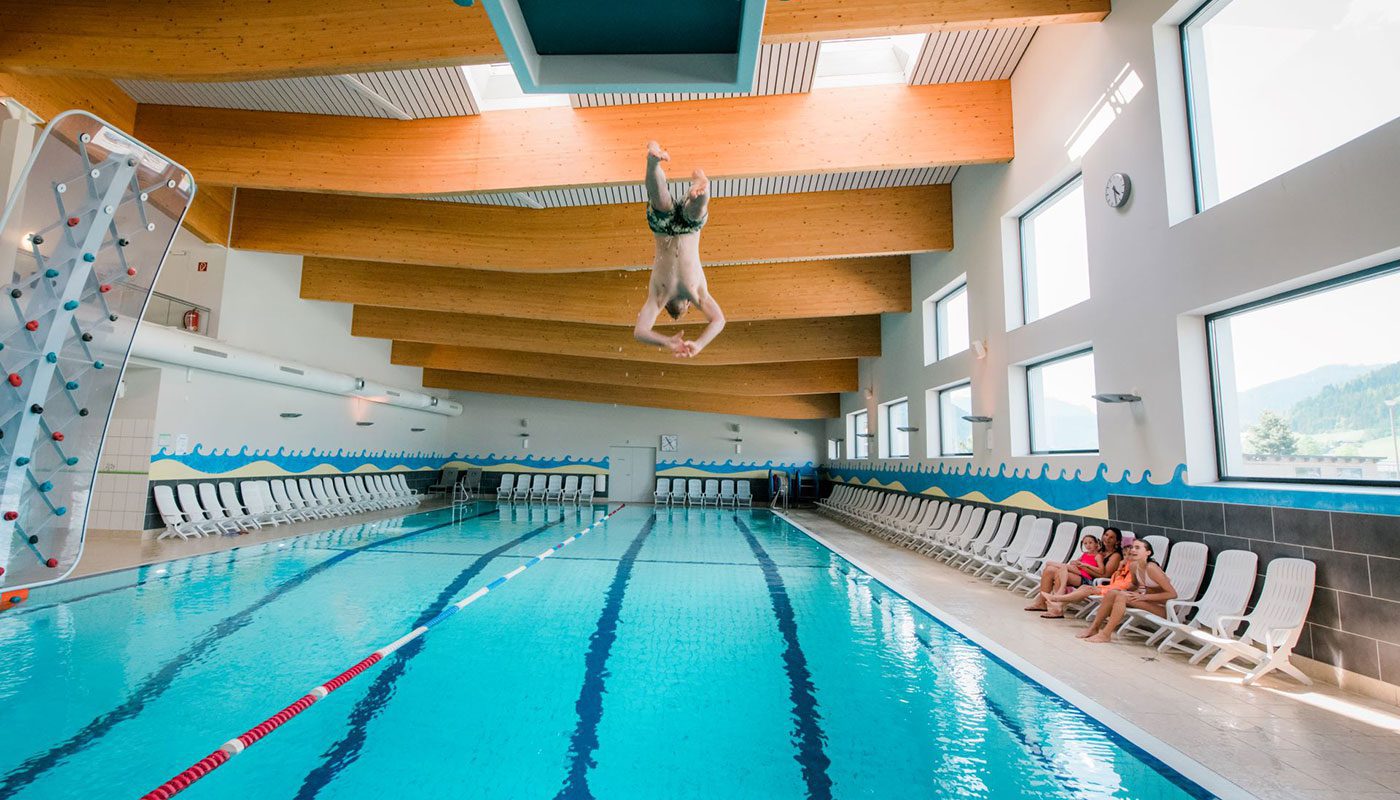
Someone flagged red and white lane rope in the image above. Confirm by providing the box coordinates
[140,504,628,800]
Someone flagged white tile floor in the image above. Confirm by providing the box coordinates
[784,509,1400,800]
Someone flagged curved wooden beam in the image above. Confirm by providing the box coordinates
[134,82,1011,196]
[353,307,881,366]
[302,256,910,325]
[0,72,135,130]
[0,1,1108,82]
[393,342,858,396]
[237,185,951,271]
[423,370,840,420]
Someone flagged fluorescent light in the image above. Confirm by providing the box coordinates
[813,34,926,90]
[461,63,571,111]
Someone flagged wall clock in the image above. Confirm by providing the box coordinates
[1105,172,1131,208]
[660,434,679,452]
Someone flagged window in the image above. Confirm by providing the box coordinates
[812,35,925,89]
[461,63,571,111]
[1020,176,1090,324]
[1295,467,1322,479]
[923,278,970,364]
[1182,0,1400,210]
[1208,262,1400,485]
[1027,349,1099,454]
[879,399,910,459]
[936,383,974,457]
[827,438,842,461]
[1337,467,1364,480]
[847,409,870,460]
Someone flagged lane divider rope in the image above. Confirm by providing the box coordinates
[140,503,628,799]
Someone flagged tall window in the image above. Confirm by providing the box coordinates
[1209,262,1400,485]
[1183,0,1400,210]
[1027,350,1099,454]
[922,278,970,364]
[827,439,842,461]
[848,409,870,460]
[880,399,910,459]
[1020,176,1090,324]
[937,383,974,457]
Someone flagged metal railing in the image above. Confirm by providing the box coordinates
[109,283,214,336]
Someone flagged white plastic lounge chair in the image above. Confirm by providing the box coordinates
[956,513,1026,572]
[265,480,309,523]
[154,485,202,539]
[719,480,736,508]
[578,475,595,505]
[736,481,752,507]
[284,479,325,518]
[1001,521,1080,593]
[685,479,703,506]
[1141,549,1259,654]
[917,507,984,557]
[982,517,1053,583]
[561,475,580,504]
[394,474,421,503]
[935,509,1001,561]
[899,502,960,550]
[512,474,534,503]
[176,483,226,536]
[527,474,549,503]
[701,479,720,507]
[545,474,565,503]
[1179,557,1316,685]
[496,474,516,502]
[1117,541,1212,642]
[306,478,344,516]
[246,481,293,525]
[653,478,672,505]
[199,482,252,533]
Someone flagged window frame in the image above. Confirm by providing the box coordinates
[1179,0,1227,213]
[879,397,911,459]
[1025,347,1099,455]
[937,381,975,457]
[935,281,970,361]
[1018,174,1089,325]
[848,409,870,460]
[1205,260,1400,488]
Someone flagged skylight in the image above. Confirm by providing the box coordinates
[461,63,572,111]
[812,35,926,89]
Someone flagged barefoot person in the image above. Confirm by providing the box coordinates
[633,141,725,358]
[1024,528,1122,613]
[1078,539,1176,643]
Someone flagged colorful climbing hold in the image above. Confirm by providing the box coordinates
[3,511,16,521]
[10,289,21,298]
[45,268,58,278]
[99,283,112,293]
[31,234,43,245]
[109,314,118,322]
[81,333,93,342]
[7,373,20,387]
[66,380,79,390]
[38,481,52,492]
[93,361,105,370]
[117,238,129,247]
[45,558,57,568]
[51,431,64,441]
[78,408,89,417]
[55,507,67,516]
[44,352,57,364]
[65,457,78,466]
[66,217,80,227]
[25,320,38,331]
[82,253,96,263]
[127,268,138,277]
[30,403,43,414]
[15,457,29,466]
[63,300,79,310]
[27,535,37,544]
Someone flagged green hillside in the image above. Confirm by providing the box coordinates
[1290,362,1400,439]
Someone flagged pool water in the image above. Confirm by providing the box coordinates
[0,504,1212,799]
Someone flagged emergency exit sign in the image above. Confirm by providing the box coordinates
[197,261,208,272]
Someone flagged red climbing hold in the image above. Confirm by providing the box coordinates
[24,320,38,331]
[7,373,20,387]
[127,268,138,277]
[3,511,15,521]
[66,217,80,227]
[45,558,58,568]
[51,432,64,442]
[99,284,112,293]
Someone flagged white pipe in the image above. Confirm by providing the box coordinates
[125,322,463,416]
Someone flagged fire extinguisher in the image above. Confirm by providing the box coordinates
[182,308,200,332]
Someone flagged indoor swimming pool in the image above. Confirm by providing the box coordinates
[1,504,1213,799]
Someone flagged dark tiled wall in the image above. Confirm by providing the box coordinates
[1109,494,1400,687]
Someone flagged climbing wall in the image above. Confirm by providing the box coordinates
[0,111,193,593]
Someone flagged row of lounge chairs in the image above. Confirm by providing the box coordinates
[817,485,1318,687]
[494,473,596,505]
[154,474,421,539]
[653,478,752,507]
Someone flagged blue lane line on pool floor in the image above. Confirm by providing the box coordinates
[555,513,658,800]
[294,513,569,800]
[0,507,500,797]
[325,547,831,570]
[733,515,834,800]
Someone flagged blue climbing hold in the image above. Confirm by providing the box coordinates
[15,457,29,466]
[66,381,79,390]
[39,481,53,492]
[66,457,79,466]
[82,253,96,263]
[45,269,59,278]
[93,361,105,369]
[45,352,57,363]
[63,300,78,310]
[54,507,68,516]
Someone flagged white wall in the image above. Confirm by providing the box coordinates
[830,0,1400,492]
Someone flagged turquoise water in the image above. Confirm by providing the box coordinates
[0,505,1211,799]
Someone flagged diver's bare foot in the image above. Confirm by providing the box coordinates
[1075,628,1099,640]
[1024,602,1046,612]
[1085,632,1113,643]
[687,169,709,200]
[647,141,670,162]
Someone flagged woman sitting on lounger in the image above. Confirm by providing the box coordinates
[1076,538,1176,643]
[1025,527,1122,613]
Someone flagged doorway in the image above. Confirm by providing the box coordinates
[608,446,657,502]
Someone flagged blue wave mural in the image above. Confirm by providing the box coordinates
[658,459,816,478]
[823,461,1400,517]
[151,445,456,476]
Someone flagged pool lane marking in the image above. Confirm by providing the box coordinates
[733,515,834,800]
[293,512,572,800]
[554,513,657,800]
[0,507,499,798]
[139,504,628,800]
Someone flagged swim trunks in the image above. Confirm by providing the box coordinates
[646,203,707,236]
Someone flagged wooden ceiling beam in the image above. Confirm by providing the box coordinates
[237,184,951,271]
[301,256,910,325]
[393,342,858,396]
[0,1,1108,83]
[423,370,840,420]
[353,307,881,366]
[134,81,1011,196]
